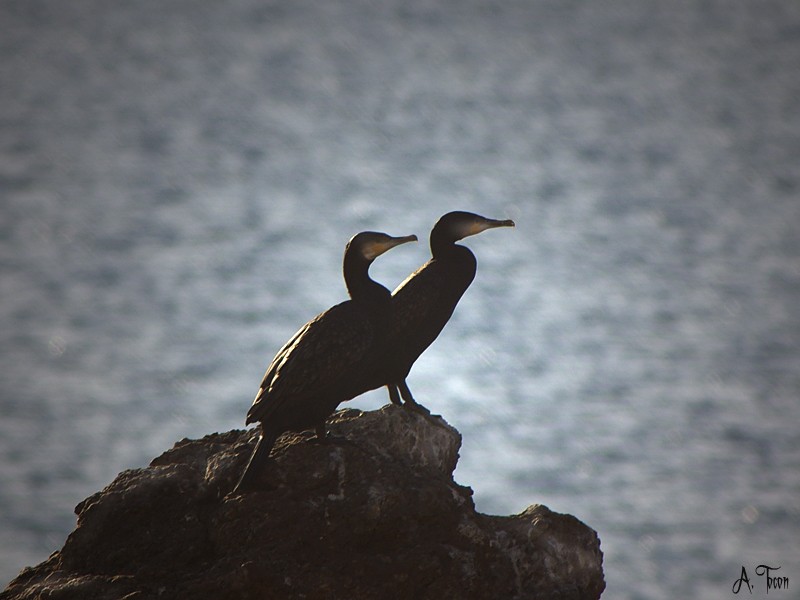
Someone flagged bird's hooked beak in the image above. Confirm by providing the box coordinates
[362,234,418,260]
[466,217,515,237]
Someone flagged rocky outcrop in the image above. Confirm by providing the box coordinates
[2,405,604,599]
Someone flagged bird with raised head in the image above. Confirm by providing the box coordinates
[375,211,515,411]
[234,231,417,493]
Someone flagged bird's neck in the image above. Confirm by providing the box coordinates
[343,254,390,304]
[431,238,474,262]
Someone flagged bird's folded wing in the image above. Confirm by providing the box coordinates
[247,301,373,423]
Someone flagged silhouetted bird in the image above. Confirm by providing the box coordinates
[377,211,514,410]
[234,231,417,492]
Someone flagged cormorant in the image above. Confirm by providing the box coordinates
[234,231,417,492]
[377,211,515,410]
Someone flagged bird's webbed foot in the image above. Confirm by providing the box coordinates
[397,380,431,415]
[307,423,351,446]
[403,399,431,415]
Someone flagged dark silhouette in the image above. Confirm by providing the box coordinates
[234,231,416,492]
[378,211,514,410]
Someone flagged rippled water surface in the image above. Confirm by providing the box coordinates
[2,0,799,597]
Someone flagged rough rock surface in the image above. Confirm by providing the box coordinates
[2,406,605,600]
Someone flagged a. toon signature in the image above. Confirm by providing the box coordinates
[732,565,789,594]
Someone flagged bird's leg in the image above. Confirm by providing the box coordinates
[398,379,415,403]
[398,380,429,414]
[387,383,402,405]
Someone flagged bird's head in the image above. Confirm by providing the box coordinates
[431,211,515,248]
[346,231,418,262]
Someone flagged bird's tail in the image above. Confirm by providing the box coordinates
[233,428,279,493]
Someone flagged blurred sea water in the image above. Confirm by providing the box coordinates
[2,0,799,597]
